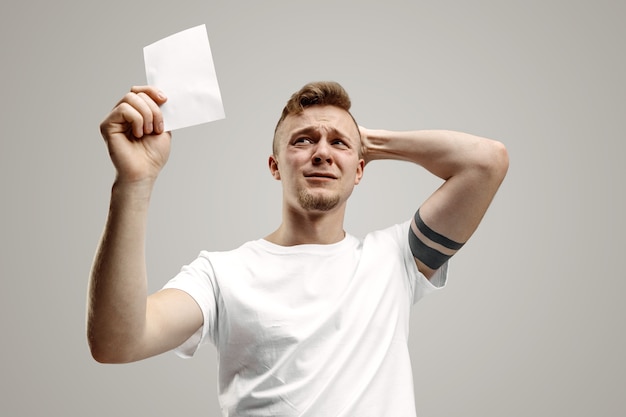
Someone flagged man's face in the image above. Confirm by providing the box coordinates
[269,105,364,213]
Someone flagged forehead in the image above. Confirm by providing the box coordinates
[278,105,359,139]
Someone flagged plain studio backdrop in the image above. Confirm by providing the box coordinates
[1,1,624,416]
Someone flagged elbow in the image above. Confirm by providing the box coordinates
[89,343,136,364]
[88,340,116,364]
[87,328,137,364]
[88,338,124,364]
[493,140,509,179]
[89,348,119,365]
[481,139,509,184]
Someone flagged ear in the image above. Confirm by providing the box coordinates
[354,158,365,185]
[269,155,281,180]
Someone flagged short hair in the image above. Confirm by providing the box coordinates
[272,81,359,156]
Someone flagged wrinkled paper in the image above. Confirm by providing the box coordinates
[143,24,225,131]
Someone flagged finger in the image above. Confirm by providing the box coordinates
[130,85,167,105]
[136,92,165,135]
[123,90,168,137]
[118,92,156,137]
[100,101,144,140]
[120,101,148,139]
[105,87,167,138]
[131,86,167,134]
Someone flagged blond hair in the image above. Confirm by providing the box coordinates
[273,81,358,156]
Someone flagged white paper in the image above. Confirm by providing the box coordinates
[143,24,225,131]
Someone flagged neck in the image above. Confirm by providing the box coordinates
[265,204,347,246]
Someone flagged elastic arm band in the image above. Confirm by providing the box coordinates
[408,227,451,270]
[414,209,464,250]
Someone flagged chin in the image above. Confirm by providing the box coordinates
[297,190,341,212]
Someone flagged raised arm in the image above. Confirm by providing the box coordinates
[360,128,509,279]
[87,86,202,363]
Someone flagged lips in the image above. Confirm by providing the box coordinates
[304,172,337,179]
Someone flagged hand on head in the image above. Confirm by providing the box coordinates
[358,125,373,165]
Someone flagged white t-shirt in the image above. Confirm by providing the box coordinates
[163,221,447,417]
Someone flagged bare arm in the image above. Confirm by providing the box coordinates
[87,86,202,363]
[360,128,509,278]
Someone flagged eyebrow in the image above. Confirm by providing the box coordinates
[289,126,352,141]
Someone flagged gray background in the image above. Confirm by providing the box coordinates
[1,0,624,416]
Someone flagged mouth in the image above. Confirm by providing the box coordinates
[304,172,337,180]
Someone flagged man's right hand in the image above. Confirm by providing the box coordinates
[90,86,204,364]
[100,85,171,184]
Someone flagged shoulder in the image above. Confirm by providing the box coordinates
[198,239,263,260]
[361,220,411,248]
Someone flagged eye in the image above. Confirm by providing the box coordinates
[332,138,349,148]
[294,137,313,146]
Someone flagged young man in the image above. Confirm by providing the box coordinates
[88,81,508,416]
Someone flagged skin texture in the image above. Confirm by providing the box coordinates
[87,85,509,364]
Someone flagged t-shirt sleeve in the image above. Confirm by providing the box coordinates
[162,251,218,358]
[395,220,449,304]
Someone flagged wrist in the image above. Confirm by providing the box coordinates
[360,129,397,162]
[111,178,155,206]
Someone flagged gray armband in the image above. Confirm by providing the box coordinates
[408,209,464,270]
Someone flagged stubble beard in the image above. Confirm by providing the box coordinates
[297,189,341,211]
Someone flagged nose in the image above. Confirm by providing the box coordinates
[312,141,332,164]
